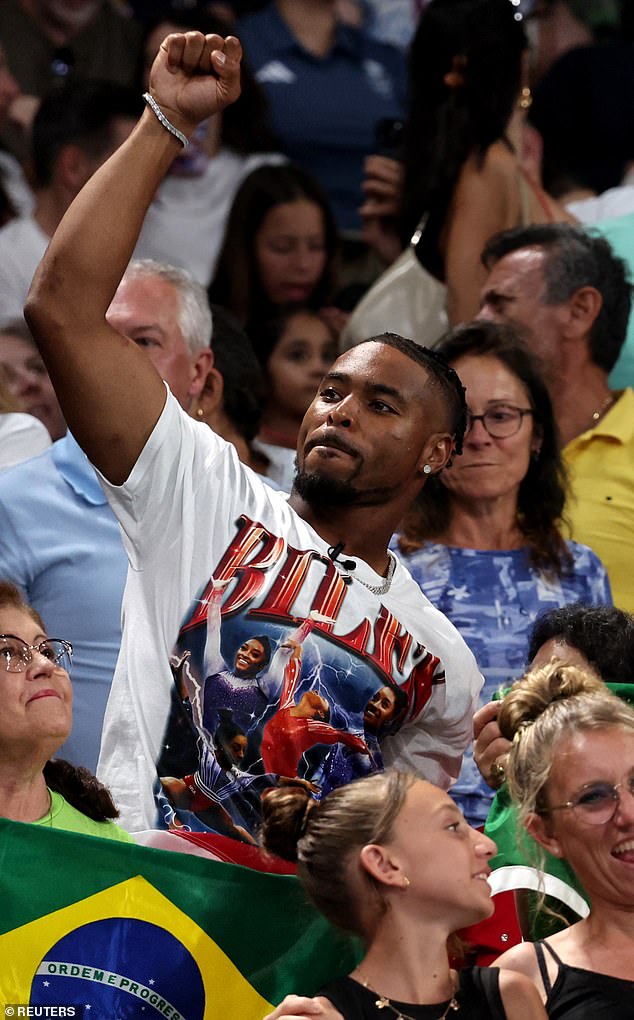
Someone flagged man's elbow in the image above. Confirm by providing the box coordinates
[24,258,70,346]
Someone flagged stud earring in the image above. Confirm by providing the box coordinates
[402,876,410,889]
[519,86,532,110]
[196,407,204,419]
[423,464,432,475]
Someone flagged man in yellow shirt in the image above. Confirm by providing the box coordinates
[478,223,633,611]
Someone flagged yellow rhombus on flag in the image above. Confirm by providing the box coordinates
[0,819,358,1019]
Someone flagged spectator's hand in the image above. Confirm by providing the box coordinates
[361,155,402,217]
[473,700,511,790]
[148,32,242,137]
[263,996,343,1020]
[359,155,403,264]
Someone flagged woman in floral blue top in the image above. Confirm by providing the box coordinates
[395,321,612,826]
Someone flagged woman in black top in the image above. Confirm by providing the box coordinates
[260,772,545,1020]
[495,661,634,1017]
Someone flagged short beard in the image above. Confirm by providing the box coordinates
[292,470,360,507]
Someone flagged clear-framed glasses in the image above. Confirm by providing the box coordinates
[543,774,634,826]
[0,634,73,673]
[466,405,534,439]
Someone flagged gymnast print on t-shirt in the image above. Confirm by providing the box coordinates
[155,514,445,841]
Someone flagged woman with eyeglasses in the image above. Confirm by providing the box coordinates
[0,580,133,842]
[394,321,611,828]
[494,660,634,1014]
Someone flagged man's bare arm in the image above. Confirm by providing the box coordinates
[25,33,242,483]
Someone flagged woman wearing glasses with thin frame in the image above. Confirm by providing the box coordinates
[494,660,634,1015]
[394,321,611,828]
[0,580,132,842]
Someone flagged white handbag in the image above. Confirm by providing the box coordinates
[340,219,449,351]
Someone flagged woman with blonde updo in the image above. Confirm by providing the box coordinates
[495,662,634,1017]
[261,773,544,1020]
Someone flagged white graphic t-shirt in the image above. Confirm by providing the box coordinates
[97,392,483,836]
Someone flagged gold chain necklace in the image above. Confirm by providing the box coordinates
[356,973,460,1020]
[589,392,615,429]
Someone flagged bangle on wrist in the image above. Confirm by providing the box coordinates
[142,92,188,148]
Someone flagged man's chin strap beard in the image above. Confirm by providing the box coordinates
[292,470,359,507]
[292,471,393,509]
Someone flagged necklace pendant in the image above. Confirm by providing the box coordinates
[375,996,390,1009]
[438,995,460,1020]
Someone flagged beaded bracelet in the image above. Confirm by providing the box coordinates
[142,92,188,148]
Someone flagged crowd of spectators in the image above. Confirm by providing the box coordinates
[0,0,633,1016]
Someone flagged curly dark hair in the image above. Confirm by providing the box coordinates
[44,759,120,822]
[398,321,572,576]
[528,604,634,682]
[400,0,527,272]
[209,164,339,325]
[482,223,633,373]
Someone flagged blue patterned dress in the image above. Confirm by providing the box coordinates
[395,540,612,825]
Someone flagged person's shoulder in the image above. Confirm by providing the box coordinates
[496,940,542,981]
[600,388,634,446]
[317,975,361,1013]
[392,538,444,568]
[464,140,518,185]
[497,967,546,1018]
[451,142,518,219]
[565,538,609,568]
[0,438,55,488]
[0,410,50,447]
[53,793,135,843]
[101,819,136,843]
[391,545,440,594]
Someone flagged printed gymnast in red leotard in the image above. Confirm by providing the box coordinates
[260,614,370,781]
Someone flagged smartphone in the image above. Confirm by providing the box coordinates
[374,117,406,160]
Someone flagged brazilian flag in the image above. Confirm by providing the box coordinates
[0,819,357,1018]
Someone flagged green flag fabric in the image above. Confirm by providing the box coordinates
[0,819,358,1018]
